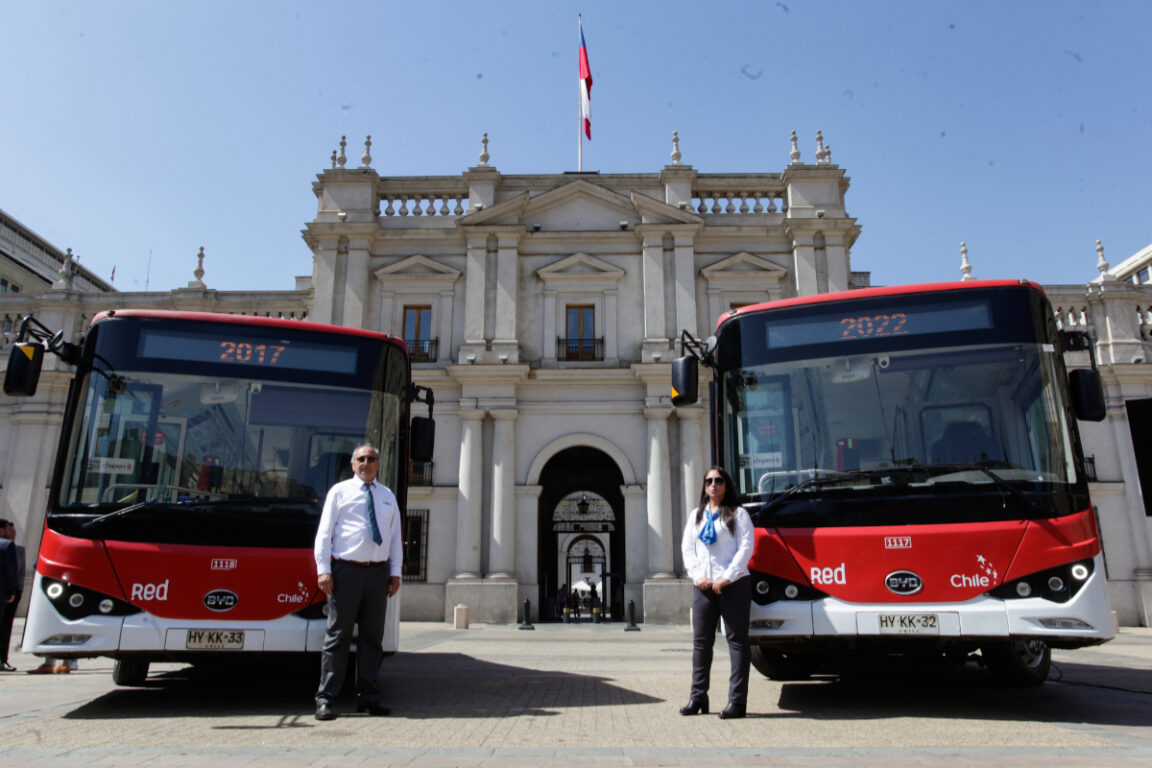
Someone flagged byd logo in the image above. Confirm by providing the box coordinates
[204,589,239,612]
[885,570,923,595]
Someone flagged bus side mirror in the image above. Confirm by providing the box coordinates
[410,416,436,463]
[1069,369,1106,421]
[671,355,698,407]
[4,342,44,397]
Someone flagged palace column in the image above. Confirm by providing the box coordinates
[644,406,675,578]
[488,408,518,579]
[453,407,485,578]
[791,230,818,296]
[678,406,705,529]
[640,230,668,360]
[642,405,692,623]
[460,236,488,362]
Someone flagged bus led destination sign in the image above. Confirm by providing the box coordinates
[138,330,357,373]
[766,299,993,350]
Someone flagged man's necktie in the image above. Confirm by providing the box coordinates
[363,483,382,545]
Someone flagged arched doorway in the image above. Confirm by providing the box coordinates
[537,446,625,621]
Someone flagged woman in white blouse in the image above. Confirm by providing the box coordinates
[679,466,755,719]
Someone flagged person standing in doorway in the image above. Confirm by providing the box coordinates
[313,444,403,721]
[679,466,754,719]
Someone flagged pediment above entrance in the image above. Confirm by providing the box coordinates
[460,179,701,231]
[700,251,788,286]
[374,254,461,284]
[537,252,625,285]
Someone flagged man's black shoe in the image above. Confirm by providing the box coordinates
[0,662,16,672]
[315,700,337,721]
[356,701,391,716]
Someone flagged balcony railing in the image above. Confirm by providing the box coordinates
[405,338,439,362]
[557,337,604,361]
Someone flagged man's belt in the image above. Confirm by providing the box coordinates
[333,557,389,567]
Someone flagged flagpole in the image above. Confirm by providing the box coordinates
[577,14,583,172]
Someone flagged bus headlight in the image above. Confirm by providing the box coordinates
[40,577,141,621]
[990,559,1094,604]
[748,569,827,605]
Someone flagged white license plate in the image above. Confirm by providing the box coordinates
[878,613,939,634]
[186,629,245,649]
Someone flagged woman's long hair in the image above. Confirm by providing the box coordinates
[696,465,739,534]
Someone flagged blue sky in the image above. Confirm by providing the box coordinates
[2,0,1148,293]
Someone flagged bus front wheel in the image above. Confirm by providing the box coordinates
[983,640,1051,686]
[112,658,150,686]
[750,646,819,680]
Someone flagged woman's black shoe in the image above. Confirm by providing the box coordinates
[679,698,709,715]
[719,703,746,719]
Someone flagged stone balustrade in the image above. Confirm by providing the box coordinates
[378,189,470,218]
[691,177,787,216]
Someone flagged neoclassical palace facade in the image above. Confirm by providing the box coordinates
[3,133,1152,626]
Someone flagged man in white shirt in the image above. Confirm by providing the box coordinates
[313,444,403,721]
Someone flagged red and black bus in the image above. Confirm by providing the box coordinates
[672,280,1112,685]
[6,309,432,685]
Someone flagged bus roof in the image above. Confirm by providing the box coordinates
[718,279,1044,331]
[90,309,407,350]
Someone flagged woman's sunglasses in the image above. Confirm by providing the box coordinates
[704,477,725,486]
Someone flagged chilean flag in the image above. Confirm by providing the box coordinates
[579,20,593,140]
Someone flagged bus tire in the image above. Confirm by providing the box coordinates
[112,658,150,686]
[983,639,1051,686]
[750,646,819,680]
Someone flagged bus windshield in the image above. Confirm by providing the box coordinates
[52,316,408,546]
[720,340,1080,525]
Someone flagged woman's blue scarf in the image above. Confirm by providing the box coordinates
[699,508,721,545]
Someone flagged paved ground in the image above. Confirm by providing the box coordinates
[2,619,1151,766]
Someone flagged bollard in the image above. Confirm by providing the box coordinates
[624,598,640,631]
[593,606,601,623]
[454,603,470,630]
[519,598,535,630]
[562,606,571,623]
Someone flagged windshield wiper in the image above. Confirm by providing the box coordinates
[753,467,915,519]
[81,499,180,530]
[175,497,319,513]
[81,496,318,529]
[929,461,1042,515]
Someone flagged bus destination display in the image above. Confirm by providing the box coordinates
[138,330,357,373]
[766,299,993,350]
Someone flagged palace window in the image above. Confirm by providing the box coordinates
[559,304,602,361]
[403,305,437,362]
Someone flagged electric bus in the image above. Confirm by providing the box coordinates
[671,280,1112,685]
[5,309,433,685]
